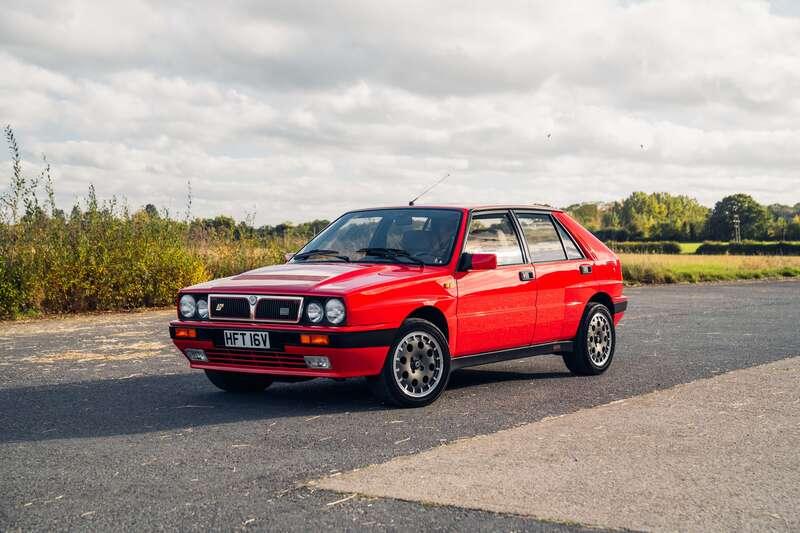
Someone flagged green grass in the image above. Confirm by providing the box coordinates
[620,253,800,284]
[678,242,703,254]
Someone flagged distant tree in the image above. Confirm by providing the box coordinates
[788,215,800,240]
[198,215,237,238]
[601,192,709,241]
[706,194,769,241]
[564,203,602,231]
[143,204,160,218]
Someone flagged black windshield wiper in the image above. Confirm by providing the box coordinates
[357,247,425,266]
[293,249,350,262]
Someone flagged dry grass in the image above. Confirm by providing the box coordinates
[620,253,800,284]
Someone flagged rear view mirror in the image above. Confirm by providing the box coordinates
[459,252,497,271]
[395,215,413,226]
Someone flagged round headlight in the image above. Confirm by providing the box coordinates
[196,298,208,319]
[179,295,196,318]
[306,301,324,323]
[325,298,345,324]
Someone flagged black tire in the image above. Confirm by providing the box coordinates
[367,318,451,407]
[204,370,274,393]
[562,303,616,376]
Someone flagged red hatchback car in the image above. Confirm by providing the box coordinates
[170,205,627,407]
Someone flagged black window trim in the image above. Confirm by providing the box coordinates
[512,210,585,264]
[460,208,528,267]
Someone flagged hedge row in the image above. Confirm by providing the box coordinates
[607,241,682,254]
[696,241,800,255]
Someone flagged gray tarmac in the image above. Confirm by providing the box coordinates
[1,280,798,531]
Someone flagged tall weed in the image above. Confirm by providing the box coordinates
[0,127,301,319]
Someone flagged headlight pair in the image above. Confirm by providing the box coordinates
[179,294,208,319]
[305,298,345,325]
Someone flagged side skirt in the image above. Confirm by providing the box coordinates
[451,341,574,371]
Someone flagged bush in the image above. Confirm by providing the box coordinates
[695,242,730,255]
[607,241,682,254]
[0,203,303,319]
[593,228,631,242]
[730,241,800,255]
[0,127,317,319]
[695,241,800,255]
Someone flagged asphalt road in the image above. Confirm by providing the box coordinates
[1,280,799,531]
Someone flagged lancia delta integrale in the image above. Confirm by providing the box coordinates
[170,205,627,407]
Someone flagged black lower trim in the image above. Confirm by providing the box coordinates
[613,301,628,314]
[451,341,575,370]
[169,326,396,349]
[332,329,396,348]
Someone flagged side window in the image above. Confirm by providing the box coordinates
[555,222,584,260]
[516,213,567,262]
[464,213,523,265]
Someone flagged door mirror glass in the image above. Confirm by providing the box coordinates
[459,252,497,271]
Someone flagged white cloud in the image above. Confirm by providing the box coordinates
[1,0,799,224]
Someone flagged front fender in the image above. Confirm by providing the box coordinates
[345,273,458,350]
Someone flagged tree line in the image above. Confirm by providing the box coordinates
[564,192,800,242]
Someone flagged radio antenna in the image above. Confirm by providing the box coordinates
[408,173,450,206]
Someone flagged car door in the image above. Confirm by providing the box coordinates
[454,210,536,355]
[515,211,588,344]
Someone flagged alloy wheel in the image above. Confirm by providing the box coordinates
[392,331,444,398]
[587,312,612,367]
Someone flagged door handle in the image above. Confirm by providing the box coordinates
[519,270,535,281]
[579,264,593,275]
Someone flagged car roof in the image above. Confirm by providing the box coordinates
[349,204,562,213]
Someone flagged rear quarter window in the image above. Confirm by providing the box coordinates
[555,222,584,260]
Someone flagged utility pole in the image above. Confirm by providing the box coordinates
[732,213,741,243]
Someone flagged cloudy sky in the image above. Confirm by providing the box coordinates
[1,0,799,224]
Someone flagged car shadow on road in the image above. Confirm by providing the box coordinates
[448,368,574,390]
[0,373,384,444]
[1,362,579,444]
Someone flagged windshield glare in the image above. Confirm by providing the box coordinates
[294,209,462,266]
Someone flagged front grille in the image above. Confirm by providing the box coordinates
[208,296,250,319]
[207,294,303,323]
[255,298,301,322]
[204,349,307,369]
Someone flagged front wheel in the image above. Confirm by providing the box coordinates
[367,318,451,407]
[563,303,615,375]
[204,370,274,393]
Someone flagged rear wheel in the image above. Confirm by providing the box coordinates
[562,303,615,375]
[367,318,451,407]
[204,370,273,393]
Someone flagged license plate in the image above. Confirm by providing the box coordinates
[223,330,270,350]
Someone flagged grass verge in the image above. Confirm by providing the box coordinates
[620,253,800,284]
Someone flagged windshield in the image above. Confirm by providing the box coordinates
[293,208,462,266]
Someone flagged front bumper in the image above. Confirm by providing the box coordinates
[169,321,395,378]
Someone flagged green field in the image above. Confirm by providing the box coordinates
[678,242,703,254]
[620,253,800,284]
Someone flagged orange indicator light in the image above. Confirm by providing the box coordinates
[175,327,197,338]
[300,334,330,346]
